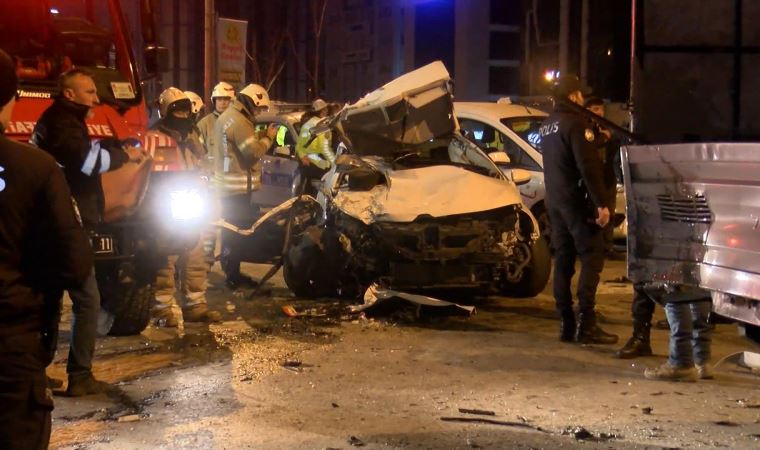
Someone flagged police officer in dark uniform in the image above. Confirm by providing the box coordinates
[0,49,93,450]
[539,75,618,344]
[584,97,620,255]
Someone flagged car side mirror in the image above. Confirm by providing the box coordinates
[488,151,511,164]
[144,45,170,74]
[511,168,532,186]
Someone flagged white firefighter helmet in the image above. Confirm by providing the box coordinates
[158,87,191,118]
[238,83,270,109]
[211,81,235,100]
[184,90,204,115]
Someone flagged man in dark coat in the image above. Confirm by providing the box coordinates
[31,68,143,395]
[539,75,618,345]
[0,49,93,450]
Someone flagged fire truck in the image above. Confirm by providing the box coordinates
[1,0,208,335]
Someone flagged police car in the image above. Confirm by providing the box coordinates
[455,100,627,247]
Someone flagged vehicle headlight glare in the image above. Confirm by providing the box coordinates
[169,189,204,220]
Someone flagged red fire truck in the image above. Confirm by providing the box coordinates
[1,0,208,335]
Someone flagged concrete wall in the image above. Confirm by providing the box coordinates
[453,0,491,100]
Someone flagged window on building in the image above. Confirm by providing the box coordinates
[489,31,522,60]
[490,0,522,26]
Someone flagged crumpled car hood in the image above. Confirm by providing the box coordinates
[332,164,523,224]
[336,61,456,156]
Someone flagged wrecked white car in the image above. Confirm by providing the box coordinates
[623,142,760,343]
[280,61,551,299]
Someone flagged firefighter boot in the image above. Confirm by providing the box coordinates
[615,321,652,358]
[183,304,222,323]
[576,311,619,345]
[559,310,576,342]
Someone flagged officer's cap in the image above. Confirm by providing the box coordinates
[0,49,18,106]
[553,75,592,99]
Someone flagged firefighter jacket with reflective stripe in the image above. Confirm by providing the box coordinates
[0,132,93,338]
[295,116,335,170]
[30,98,130,228]
[145,122,205,173]
[212,100,272,196]
[196,111,219,166]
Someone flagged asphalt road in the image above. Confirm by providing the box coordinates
[48,259,760,449]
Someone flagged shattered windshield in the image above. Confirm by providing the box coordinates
[501,117,544,152]
[389,133,504,179]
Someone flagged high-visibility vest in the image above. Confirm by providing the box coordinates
[295,116,334,170]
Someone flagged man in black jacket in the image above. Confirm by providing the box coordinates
[0,49,93,450]
[31,68,143,396]
[540,75,618,345]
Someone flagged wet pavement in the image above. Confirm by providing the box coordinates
[49,259,760,449]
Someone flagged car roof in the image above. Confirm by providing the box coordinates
[454,102,548,119]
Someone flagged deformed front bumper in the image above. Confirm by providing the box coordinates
[349,205,521,291]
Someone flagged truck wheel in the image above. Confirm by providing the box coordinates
[96,263,154,336]
[501,237,551,298]
[283,229,337,298]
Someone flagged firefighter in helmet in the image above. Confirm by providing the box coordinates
[212,83,277,289]
[184,91,204,123]
[196,83,234,270]
[197,82,235,160]
[147,87,221,326]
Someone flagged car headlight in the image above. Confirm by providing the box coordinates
[169,189,205,221]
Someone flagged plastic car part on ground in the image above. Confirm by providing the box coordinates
[281,305,327,318]
[350,283,476,316]
[213,195,319,236]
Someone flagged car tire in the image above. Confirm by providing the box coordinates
[531,203,551,248]
[96,262,154,336]
[283,229,337,298]
[501,237,551,298]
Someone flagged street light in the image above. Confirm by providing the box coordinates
[544,69,560,83]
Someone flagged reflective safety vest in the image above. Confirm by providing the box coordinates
[144,131,186,171]
[295,116,335,170]
[276,125,288,147]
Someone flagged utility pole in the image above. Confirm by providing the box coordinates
[204,0,215,100]
[580,0,589,81]
[629,0,637,133]
[559,0,570,74]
